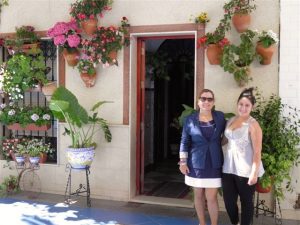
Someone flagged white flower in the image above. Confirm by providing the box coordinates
[9,102,14,106]
[42,114,51,120]
[8,109,15,116]
[0,103,6,109]
[102,62,110,68]
[31,114,39,121]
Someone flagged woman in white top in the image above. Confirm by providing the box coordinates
[222,88,264,225]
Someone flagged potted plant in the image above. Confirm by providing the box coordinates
[47,20,82,66]
[197,12,231,65]
[0,51,49,101]
[5,25,40,54]
[70,0,113,35]
[49,86,112,169]
[251,92,300,200]
[93,17,130,66]
[224,0,256,33]
[220,30,257,86]
[255,30,279,65]
[0,175,19,196]
[191,12,210,24]
[0,103,52,131]
[1,137,27,164]
[77,38,100,87]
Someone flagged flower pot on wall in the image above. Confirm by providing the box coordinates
[81,18,98,36]
[7,123,51,131]
[255,182,271,193]
[232,14,251,33]
[206,44,222,65]
[66,147,95,169]
[256,42,276,65]
[42,82,57,101]
[63,49,79,67]
[80,72,97,88]
[108,50,118,65]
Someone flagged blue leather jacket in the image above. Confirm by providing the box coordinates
[179,111,226,169]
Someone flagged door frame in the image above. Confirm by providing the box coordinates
[123,23,205,197]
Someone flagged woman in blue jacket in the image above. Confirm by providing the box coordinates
[179,89,226,225]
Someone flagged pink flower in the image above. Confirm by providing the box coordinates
[54,35,66,45]
[67,34,81,48]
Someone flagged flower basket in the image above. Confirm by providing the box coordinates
[62,48,80,66]
[81,18,98,36]
[80,72,97,88]
[206,44,222,65]
[7,123,51,131]
[256,42,276,65]
[232,14,251,33]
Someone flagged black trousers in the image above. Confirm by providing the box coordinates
[222,173,255,225]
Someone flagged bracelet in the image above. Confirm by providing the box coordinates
[178,160,187,166]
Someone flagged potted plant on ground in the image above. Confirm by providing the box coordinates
[49,86,112,169]
[0,51,49,101]
[251,91,300,200]
[70,0,113,35]
[47,20,82,67]
[220,30,257,86]
[255,30,279,65]
[0,175,19,196]
[224,0,256,33]
[0,103,52,131]
[5,25,40,55]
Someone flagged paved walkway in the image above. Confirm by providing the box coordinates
[0,192,299,225]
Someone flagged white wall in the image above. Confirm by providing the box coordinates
[279,0,300,220]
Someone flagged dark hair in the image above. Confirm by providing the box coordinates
[238,87,256,105]
[198,89,215,99]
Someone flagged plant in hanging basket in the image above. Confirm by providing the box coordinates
[190,12,210,24]
[4,25,40,54]
[255,29,279,65]
[0,52,49,101]
[220,30,257,86]
[47,20,82,66]
[69,0,113,25]
[0,103,52,130]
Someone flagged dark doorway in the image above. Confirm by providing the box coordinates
[142,38,195,198]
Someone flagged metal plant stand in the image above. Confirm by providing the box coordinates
[254,191,282,225]
[64,164,91,207]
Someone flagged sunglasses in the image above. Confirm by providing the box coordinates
[199,97,214,102]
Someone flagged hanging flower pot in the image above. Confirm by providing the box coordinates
[66,147,95,170]
[256,42,276,65]
[80,72,97,88]
[81,18,98,36]
[233,66,251,87]
[206,44,222,65]
[108,50,118,65]
[42,82,57,101]
[232,14,251,33]
[63,48,80,67]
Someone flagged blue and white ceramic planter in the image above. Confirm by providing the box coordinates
[15,156,25,166]
[29,156,40,166]
[66,147,95,169]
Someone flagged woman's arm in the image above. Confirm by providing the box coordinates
[248,120,263,185]
[179,118,191,175]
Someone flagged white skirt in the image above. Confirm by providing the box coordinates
[185,175,221,188]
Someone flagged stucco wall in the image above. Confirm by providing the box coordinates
[1,0,290,214]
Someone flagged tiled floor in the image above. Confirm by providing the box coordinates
[0,192,299,225]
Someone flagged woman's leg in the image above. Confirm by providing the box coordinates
[235,176,255,225]
[222,173,239,225]
[194,187,206,225]
[205,188,219,225]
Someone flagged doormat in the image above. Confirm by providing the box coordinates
[146,181,190,198]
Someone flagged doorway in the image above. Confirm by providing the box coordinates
[137,37,195,198]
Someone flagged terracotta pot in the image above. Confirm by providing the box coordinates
[232,14,251,33]
[108,50,118,65]
[42,82,57,101]
[206,44,222,65]
[81,18,98,36]
[62,49,79,67]
[80,72,97,88]
[256,182,271,193]
[7,123,51,131]
[39,153,48,164]
[256,42,276,65]
[21,42,41,54]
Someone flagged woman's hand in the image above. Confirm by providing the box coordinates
[179,164,190,175]
[248,173,258,185]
